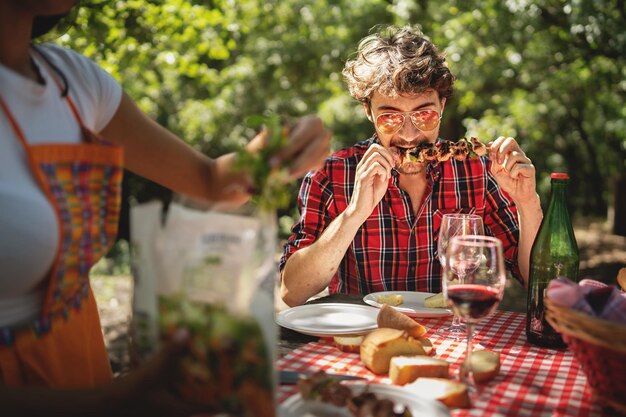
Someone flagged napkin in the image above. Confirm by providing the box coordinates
[547,277,626,324]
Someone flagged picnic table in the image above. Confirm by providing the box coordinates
[276,293,607,417]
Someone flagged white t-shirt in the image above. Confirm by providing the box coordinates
[0,44,122,327]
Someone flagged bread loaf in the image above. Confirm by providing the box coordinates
[360,328,426,374]
[424,292,447,308]
[461,349,500,383]
[333,335,364,353]
[416,337,435,356]
[406,377,470,408]
[377,304,427,338]
[389,356,449,385]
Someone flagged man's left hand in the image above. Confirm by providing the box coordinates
[488,136,537,204]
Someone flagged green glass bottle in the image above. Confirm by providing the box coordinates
[526,173,579,348]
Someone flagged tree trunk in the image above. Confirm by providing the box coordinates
[613,175,626,237]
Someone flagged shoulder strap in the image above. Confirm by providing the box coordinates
[0,95,31,149]
[30,45,88,128]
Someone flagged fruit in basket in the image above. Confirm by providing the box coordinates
[617,267,626,291]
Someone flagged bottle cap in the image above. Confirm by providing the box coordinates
[550,173,569,180]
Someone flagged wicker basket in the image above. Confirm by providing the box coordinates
[545,297,626,413]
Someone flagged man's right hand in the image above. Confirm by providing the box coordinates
[346,144,395,222]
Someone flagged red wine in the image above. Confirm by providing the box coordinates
[447,284,501,321]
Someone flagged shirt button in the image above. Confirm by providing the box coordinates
[409,266,416,274]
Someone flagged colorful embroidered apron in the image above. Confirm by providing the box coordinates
[0,58,123,387]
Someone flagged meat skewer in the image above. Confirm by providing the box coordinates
[403,137,488,165]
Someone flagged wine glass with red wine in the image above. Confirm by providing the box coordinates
[443,235,506,388]
[436,213,484,340]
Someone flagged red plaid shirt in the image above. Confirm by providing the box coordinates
[279,136,521,295]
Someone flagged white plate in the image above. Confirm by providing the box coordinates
[363,291,453,318]
[279,383,450,417]
[275,303,379,337]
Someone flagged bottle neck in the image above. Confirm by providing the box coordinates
[546,181,568,214]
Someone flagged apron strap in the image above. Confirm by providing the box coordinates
[0,96,51,193]
[30,46,90,130]
[0,96,30,148]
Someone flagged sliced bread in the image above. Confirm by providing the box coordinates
[461,349,500,383]
[360,328,426,374]
[333,335,364,354]
[406,377,470,408]
[376,304,427,338]
[389,355,449,385]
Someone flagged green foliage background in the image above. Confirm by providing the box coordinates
[51,0,625,230]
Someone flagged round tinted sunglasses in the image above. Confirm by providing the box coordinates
[375,109,442,135]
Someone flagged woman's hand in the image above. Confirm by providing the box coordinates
[267,115,332,180]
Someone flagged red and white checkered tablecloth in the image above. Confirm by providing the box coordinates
[277,310,604,416]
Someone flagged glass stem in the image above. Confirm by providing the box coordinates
[461,322,475,385]
[451,272,466,329]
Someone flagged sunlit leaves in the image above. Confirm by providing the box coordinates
[50,0,623,216]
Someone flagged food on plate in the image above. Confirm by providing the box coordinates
[377,304,427,338]
[423,292,447,308]
[297,370,353,407]
[334,335,365,353]
[376,293,404,306]
[389,356,450,385]
[360,328,426,374]
[460,349,501,383]
[406,377,470,408]
[348,391,412,417]
[297,370,413,416]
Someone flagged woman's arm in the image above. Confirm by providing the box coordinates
[100,93,331,205]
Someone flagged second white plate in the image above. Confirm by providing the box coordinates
[276,303,379,337]
[363,291,453,318]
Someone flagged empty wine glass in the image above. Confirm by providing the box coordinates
[436,213,484,340]
[443,235,506,389]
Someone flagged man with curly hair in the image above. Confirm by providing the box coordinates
[279,25,542,307]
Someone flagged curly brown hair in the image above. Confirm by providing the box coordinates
[342,25,455,103]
